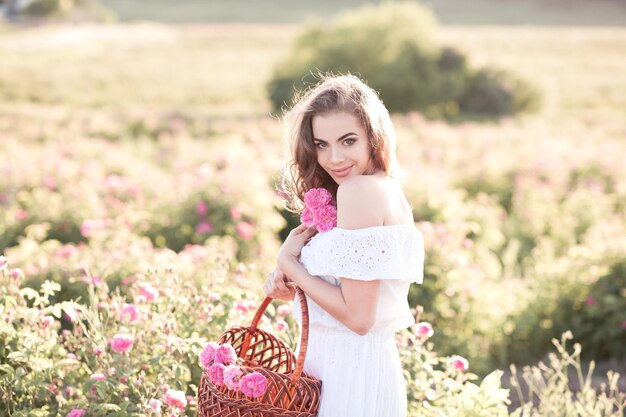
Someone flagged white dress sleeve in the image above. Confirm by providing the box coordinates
[293,225,425,334]
[300,225,424,283]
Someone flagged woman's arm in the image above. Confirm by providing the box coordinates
[277,176,382,336]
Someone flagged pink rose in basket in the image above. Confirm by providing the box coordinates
[200,341,220,369]
[304,188,332,209]
[208,362,226,385]
[239,372,268,398]
[214,343,237,365]
[223,364,243,391]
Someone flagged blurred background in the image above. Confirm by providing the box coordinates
[0,0,625,415]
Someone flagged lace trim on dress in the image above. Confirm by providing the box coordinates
[299,224,424,284]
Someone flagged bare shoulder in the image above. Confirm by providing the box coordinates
[336,175,389,228]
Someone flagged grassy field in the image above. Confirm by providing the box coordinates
[98,0,626,26]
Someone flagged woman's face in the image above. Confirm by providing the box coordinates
[311,111,374,184]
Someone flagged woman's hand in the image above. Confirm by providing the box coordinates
[263,267,296,301]
[277,224,317,265]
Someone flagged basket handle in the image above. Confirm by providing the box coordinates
[248,283,310,383]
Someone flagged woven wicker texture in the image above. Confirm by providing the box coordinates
[197,288,322,417]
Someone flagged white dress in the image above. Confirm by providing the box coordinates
[292,224,425,417]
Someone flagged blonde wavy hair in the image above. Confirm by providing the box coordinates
[279,74,401,213]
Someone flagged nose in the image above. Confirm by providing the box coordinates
[330,146,345,164]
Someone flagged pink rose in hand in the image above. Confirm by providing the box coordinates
[304,188,332,209]
[313,205,337,232]
[300,207,315,228]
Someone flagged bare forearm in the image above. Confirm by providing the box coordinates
[278,255,355,330]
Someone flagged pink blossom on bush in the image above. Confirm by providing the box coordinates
[214,344,236,365]
[313,204,337,232]
[277,304,291,316]
[300,207,315,228]
[451,355,469,371]
[138,283,159,302]
[40,315,54,328]
[80,218,105,237]
[110,333,134,352]
[195,220,213,234]
[90,373,106,381]
[65,409,85,417]
[148,398,162,412]
[94,346,103,356]
[230,207,242,220]
[207,363,226,385]
[200,341,219,368]
[223,364,243,390]
[585,296,596,306]
[56,244,77,259]
[415,321,434,338]
[240,372,268,398]
[196,201,209,216]
[236,221,254,240]
[0,256,7,268]
[63,305,79,322]
[276,320,287,331]
[304,188,332,209]
[118,303,139,323]
[10,268,24,280]
[164,388,187,410]
[15,209,28,221]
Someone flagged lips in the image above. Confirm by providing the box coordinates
[331,166,353,177]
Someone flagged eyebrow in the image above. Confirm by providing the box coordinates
[312,132,358,143]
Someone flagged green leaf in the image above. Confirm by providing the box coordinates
[7,352,28,364]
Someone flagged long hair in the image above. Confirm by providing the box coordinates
[279,74,401,213]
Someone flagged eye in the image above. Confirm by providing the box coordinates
[314,142,327,149]
[344,138,356,145]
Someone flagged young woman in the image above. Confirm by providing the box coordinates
[263,74,424,417]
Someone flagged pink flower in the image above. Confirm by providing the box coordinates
[451,355,469,371]
[313,205,337,232]
[80,218,105,238]
[138,283,159,302]
[304,188,332,209]
[415,321,434,338]
[230,207,242,220]
[164,388,187,410]
[196,201,209,216]
[118,304,139,323]
[15,209,28,221]
[94,346,103,356]
[90,373,106,381]
[585,296,596,306]
[0,256,7,268]
[223,364,243,390]
[10,268,24,279]
[214,344,236,365]
[195,220,213,235]
[208,363,226,385]
[239,372,268,398]
[200,341,219,369]
[63,305,78,322]
[276,320,287,331]
[236,221,254,240]
[148,398,162,412]
[65,409,85,417]
[41,316,54,328]
[110,333,134,352]
[300,207,315,228]
[56,245,77,259]
[277,304,291,316]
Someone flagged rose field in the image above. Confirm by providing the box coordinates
[0,3,626,416]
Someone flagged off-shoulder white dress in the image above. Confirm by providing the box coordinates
[293,224,425,417]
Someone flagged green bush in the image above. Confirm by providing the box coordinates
[267,1,540,119]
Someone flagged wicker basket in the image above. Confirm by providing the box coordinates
[197,287,321,416]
